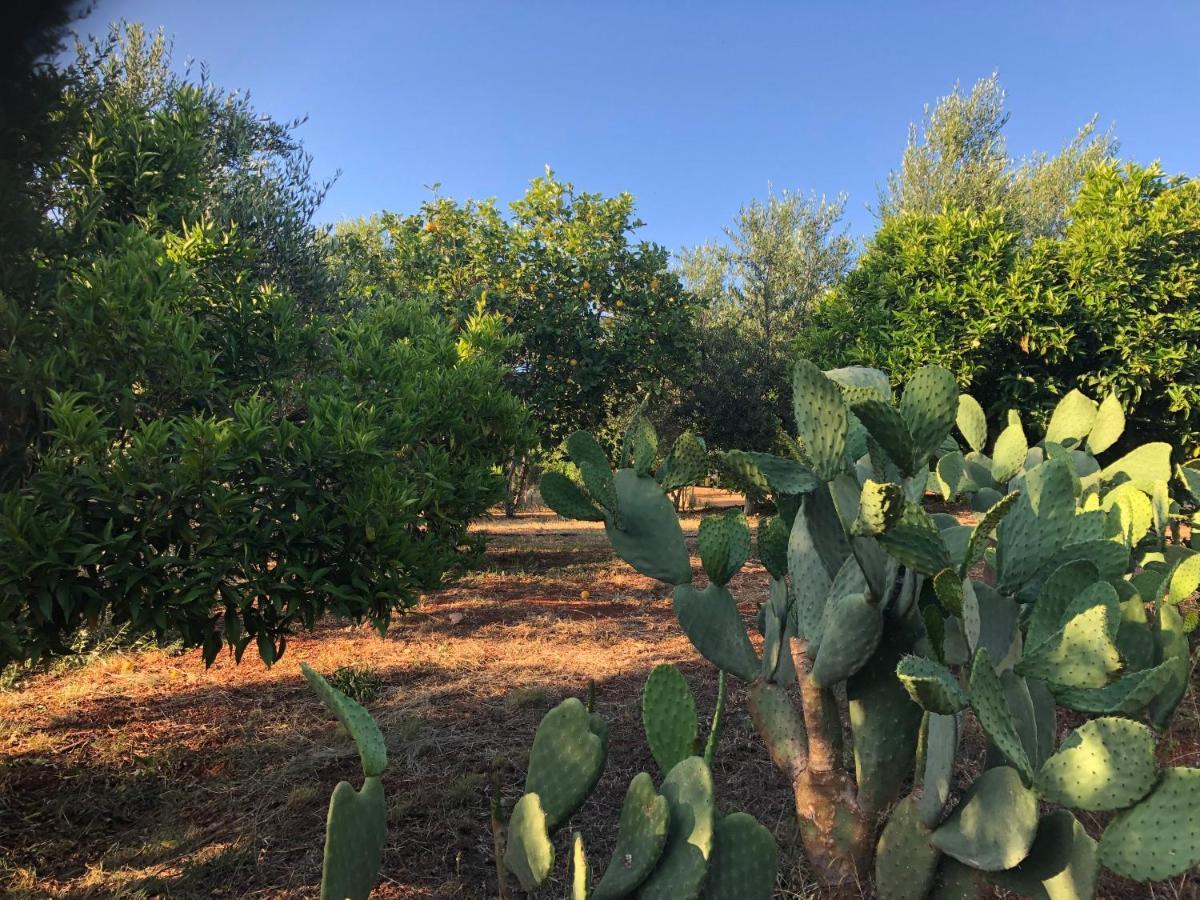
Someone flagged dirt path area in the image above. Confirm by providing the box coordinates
[2,512,1198,898]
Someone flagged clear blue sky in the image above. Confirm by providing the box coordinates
[80,1,1199,249]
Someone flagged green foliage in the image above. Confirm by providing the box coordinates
[801,161,1200,452]
[542,359,1200,896]
[0,26,532,668]
[330,169,699,450]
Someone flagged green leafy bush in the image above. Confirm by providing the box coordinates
[799,162,1200,453]
[0,26,532,668]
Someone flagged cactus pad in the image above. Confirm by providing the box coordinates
[811,591,883,687]
[854,479,906,537]
[744,451,819,495]
[956,394,987,452]
[792,359,849,481]
[996,458,1075,591]
[919,713,959,827]
[504,792,554,892]
[1026,560,1102,651]
[637,756,715,900]
[896,655,968,714]
[878,503,954,576]
[1086,392,1125,454]
[701,812,778,900]
[852,398,916,475]
[991,419,1028,484]
[931,765,1038,871]
[1099,767,1200,881]
[756,515,789,580]
[525,697,607,830]
[898,365,959,464]
[698,510,751,585]
[968,648,1034,784]
[875,794,941,900]
[302,663,388,778]
[1034,717,1157,811]
[659,431,708,492]
[672,583,759,682]
[1046,389,1099,448]
[570,831,588,900]
[989,809,1099,900]
[319,776,386,900]
[593,773,670,900]
[961,580,1020,672]
[540,471,606,521]
[1015,603,1121,690]
[1149,603,1191,729]
[642,664,698,776]
[605,469,692,585]
[1053,658,1174,715]
[960,491,1018,578]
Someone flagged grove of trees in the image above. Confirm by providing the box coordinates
[2,15,1198,671]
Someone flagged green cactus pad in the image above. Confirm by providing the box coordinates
[1099,767,1200,881]
[1058,581,1121,643]
[593,773,670,900]
[748,680,808,771]
[525,697,607,830]
[825,364,893,401]
[504,792,554,892]
[1149,603,1191,730]
[811,591,883,687]
[1027,678,1057,768]
[1026,560,1102,651]
[956,394,987,452]
[919,713,959,827]
[931,765,1038,871]
[854,479,906,537]
[1099,442,1172,493]
[960,491,1018,578]
[718,449,772,496]
[756,516,789,580]
[540,471,607,521]
[567,430,619,511]
[968,648,1034,784]
[622,416,659,475]
[1045,389,1099,448]
[1015,603,1121,690]
[1086,392,1125,454]
[933,569,965,617]
[570,831,588,900]
[852,398,916,475]
[899,365,959,464]
[788,500,836,645]
[606,469,693,585]
[301,663,389,778]
[1034,717,1157,811]
[637,756,715,900]
[673,583,759,682]
[700,812,777,900]
[875,794,941,900]
[961,580,1020,672]
[1055,659,1173,717]
[792,359,849,481]
[1000,670,1041,773]
[989,809,1099,900]
[1165,551,1200,605]
[996,458,1075,592]
[848,634,924,818]
[659,431,709,492]
[319,775,387,900]
[744,451,819,495]
[936,451,975,500]
[932,858,991,899]
[896,655,968,714]
[698,510,752,585]
[642,664,699,777]
[759,578,793,681]
[879,503,954,576]
[991,420,1028,484]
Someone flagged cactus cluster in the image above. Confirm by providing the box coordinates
[502,667,775,898]
[539,362,1200,897]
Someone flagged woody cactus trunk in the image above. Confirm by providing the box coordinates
[539,360,1200,897]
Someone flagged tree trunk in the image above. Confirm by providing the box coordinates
[503,455,530,518]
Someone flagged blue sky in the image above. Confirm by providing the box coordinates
[80,1,1199,250]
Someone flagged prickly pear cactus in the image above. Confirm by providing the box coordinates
[502,678,775,898]
[537,366,1200,897]
[301,663,389,900]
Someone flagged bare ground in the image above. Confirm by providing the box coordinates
[0,510,1197,898]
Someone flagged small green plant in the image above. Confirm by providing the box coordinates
[540,362,1200,897]
[326,665,385,705]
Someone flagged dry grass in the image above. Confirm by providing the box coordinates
[0,510,1197,898]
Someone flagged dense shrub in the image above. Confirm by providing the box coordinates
[798,162,1200,451]
[0,27,532,668]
